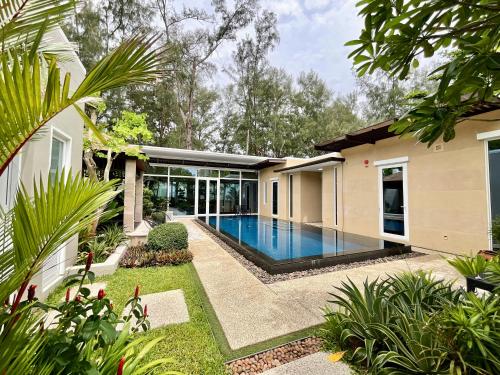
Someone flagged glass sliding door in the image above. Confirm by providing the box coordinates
[209,180,218,214]
[379,164,408,239]
[220,179,240,214]
[198,179,218,215]
[272,180,279,216]
[242,180,258,214]
[169,177,195,215]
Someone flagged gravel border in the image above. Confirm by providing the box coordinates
[194,220,423,284]
[226,337,323,375]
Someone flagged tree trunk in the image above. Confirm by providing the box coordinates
[83,149,98,181]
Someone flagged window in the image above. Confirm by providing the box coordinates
[272,180,279,216]
[333,167,338,226]
[489,140,500,246]
[198,169,219,178]
[263,181,267,205]
[49,137,65,181]
[169,177,196,215]
[170,167,197,177]
[146,164,169,175]
[220,179,240,214]
[220,170,240,179]
[242,180,258,213]
[289,175,293,218]
[242,171,258,179]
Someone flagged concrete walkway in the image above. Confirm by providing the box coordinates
[182,219,463,350]
[260,352,352,375]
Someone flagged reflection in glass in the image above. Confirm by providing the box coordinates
[209,180,217,213]
[146,164,169,175]
[382,167,404,235]
[489,140,500,247]
[220,179,240,214]
[170,167,197,177]
[144,176,169,211]
[242,180,258,213]
[220,170,240,179]
[169,177,195,215]
[242,171,258,179]
[198,180,207,215]
[198,169,219,178]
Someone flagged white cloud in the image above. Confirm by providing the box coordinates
[303,0,331,11]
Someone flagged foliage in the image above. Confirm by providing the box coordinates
[79,224,128,263]
[120,245,193,268]
[143,187,155,216]
[447,255,490,277]
[492,216,500,245]
[151,211,166,225]
[146,223,188,252]
[321,272,500,374]
[348,0,500,146]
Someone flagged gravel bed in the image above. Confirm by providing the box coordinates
[194,220,423,284]
[226,337,322,375]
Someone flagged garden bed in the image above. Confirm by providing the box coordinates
[66,243,129,277]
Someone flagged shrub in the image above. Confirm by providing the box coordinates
[101,224,127,249]
[147,222,188,252]
[151,211,166,225]
[120,245,193,268]
[320,272,500,374]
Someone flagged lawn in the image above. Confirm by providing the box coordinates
[48,263,226,375]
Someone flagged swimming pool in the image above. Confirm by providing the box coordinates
[197,215,410,274]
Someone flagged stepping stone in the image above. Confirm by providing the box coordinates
[260,352,352,375]
[121,289,189,329]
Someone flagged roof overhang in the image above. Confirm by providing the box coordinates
[140,146,285,170]
[274,156,345,173]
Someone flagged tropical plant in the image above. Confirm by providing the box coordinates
[120,245,193,268]
[348,0,500,146]
[0,0,167,372]
[102,224,128,249]
[146,222,188,252]
[448,255,490,277]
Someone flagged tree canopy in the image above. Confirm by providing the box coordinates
[348,0,500,145]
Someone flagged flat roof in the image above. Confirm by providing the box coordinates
[274,155,345,173]
[315,101,500,152]
[140,146,285,170]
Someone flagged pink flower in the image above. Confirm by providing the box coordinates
[134,285,140,299]
[65,288,71,303]
[85,251,93,271]
[117,356,125,375]
[27,285,37,302]
[97,289,106,300]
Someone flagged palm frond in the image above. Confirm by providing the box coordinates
[0,171,118,302]
[0,0,76,50]
[0,34,162,174]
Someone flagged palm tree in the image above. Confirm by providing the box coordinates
[0,1,168,373]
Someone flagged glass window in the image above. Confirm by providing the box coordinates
[169,177,195,215]
[382,166,404,236]
[49,137,64,181]
[170,166,197,177]
[242,171,258,179]
[289,175,293,218]
[242,180,258,214]
[144,176,169,211]
[146,164,169,175]
[220,179,240,214]
[220,170,240,179]
[272,181,278,215]
[489,140,500,246]
[198,169,219,178]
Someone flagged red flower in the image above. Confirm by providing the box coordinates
[85,251,94,271]
[117,356,125,375]
[65,288,71,303]
[144,304,148,317]
[97,289,106,300]
[27,285,37,302]
[75,295,82,303]
[134,285,140,299]
[110,303,114,310]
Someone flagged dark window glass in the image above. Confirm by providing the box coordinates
[242,180,258,214]
[489,140,500,246]
[272,181,278,215]
[220,179,240,214]
[198,169,219,178]
[169,177,195,215]
[144,176,169,212]
[220,170,240,179]
[170,167,197,177]
[242,171,258,179]
[382,167,404,235]
[146,164,169,175]
[289,175,293,217]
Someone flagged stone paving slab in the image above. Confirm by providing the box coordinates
[260,352,352,375]
[121,289,189,329]
[181,219,464,350]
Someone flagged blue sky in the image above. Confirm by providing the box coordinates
[208,0,364,95]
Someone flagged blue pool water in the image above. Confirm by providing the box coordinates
[200,215,393,262]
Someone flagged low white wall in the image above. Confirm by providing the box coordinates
[66,243,129,277]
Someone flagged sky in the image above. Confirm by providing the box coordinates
[207,0,364,95]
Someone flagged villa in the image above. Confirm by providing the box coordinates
[121,103,500,259]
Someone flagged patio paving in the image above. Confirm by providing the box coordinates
[121,289,189,329]
[260,352,352,375]
[181,219,464,350]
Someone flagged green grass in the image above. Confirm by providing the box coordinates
[48,263,323,374]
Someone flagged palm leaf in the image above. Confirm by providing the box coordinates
[0,34,161,175]
[0,171,118,302]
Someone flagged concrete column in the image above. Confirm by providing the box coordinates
[134,170,144,225]
[123,159,136,232]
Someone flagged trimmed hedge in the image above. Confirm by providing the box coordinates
[120,246,193,268]
[147,222,188,252]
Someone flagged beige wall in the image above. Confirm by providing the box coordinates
[320,110,500,255]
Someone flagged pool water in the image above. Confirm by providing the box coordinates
[200,215,401,262]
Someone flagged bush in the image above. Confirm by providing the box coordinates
[321,272,500,374]
[147,222,188,252]
[101,224,127,249]
[120,245,193,268]
[151,211,166,225]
